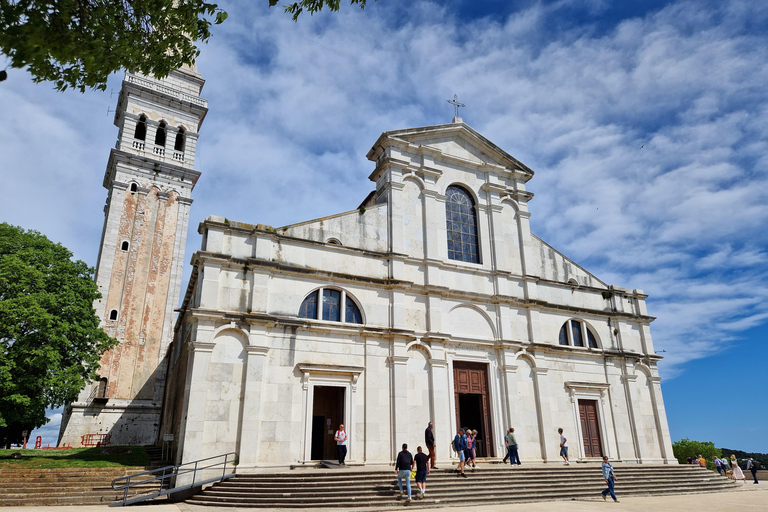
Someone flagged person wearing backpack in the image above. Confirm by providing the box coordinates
[746,458,760,484]
[453,428,468,477]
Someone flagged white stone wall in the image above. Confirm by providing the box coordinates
[168,122,675,468]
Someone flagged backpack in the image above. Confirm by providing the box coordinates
[750,460,761,470]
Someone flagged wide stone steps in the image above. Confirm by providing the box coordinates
[0,466,161,507]
[189,465,735,508]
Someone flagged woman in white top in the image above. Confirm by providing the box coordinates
[730,454,746,482]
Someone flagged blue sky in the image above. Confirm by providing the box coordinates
[2,0,767,453]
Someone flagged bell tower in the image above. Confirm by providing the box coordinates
[59,66,207,446]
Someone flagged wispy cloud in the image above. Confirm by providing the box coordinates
[1,0,766,384]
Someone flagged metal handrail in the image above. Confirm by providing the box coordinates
[109,451,237,507]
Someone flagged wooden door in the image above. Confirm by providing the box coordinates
[453,362,493,457]
[578,399,603,457]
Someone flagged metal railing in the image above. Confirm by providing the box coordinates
[110,451,237,507]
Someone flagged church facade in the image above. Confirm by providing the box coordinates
[61,67,675,468]
[160,120,675,468]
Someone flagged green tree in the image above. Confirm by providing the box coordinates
[0,223,116,448]
[0,0,375,92]
[672,438,721,469]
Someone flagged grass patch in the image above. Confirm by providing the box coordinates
[0,446,150,469]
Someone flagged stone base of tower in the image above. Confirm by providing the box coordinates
[58,399,161,447]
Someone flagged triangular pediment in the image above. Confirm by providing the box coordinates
[368,123,534,178]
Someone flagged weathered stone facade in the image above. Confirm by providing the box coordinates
[160,121,676,469]
[59,67,207,447]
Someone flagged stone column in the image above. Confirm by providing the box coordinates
[428,357,451,465]
[532,367,552,461]
[620,373,641,462]
[236,345,270,468]
[501,364,518,430]
[389,352,409,460]
[175,341,215,487]
[648,375,675,463]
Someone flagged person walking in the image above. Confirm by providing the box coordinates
[453,428,468,477]
[601,456,619,502]
[507,427,521,465]
[334,424,347,466]
[466,430,477,469]
[720,456,731,476]
[746,458,759,484]
[502,428,512,463]
[731,454,746,482]
[414,446,430,498]
[425,422,438,469]
[395,443,414,502]
[714,456,724,476]
[558,428,570,465]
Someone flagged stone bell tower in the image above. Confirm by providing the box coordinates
[59,66,207,447]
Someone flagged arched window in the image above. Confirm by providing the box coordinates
[134,115,147,141]
[558,320,599,348]
[445,185,480,263]
[120,241,129,251]
[174,127,185,151]
[130,183,138,193]
[155,121,167,147]
[298,288,363,324]
[109,309,118,321]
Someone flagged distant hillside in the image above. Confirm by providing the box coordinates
[720,448,768,469]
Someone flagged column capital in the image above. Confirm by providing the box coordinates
[428,358,448,368]
[190,341,215,353]
[388,355,409,365]
[245,345,269,356]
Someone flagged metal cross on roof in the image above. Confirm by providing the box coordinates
[447,94,465,118]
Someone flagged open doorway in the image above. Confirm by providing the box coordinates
[310,386,345,460]
[453,362,493,457]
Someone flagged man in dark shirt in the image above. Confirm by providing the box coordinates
[425,422,438,469]
[413,446,430,499]
[395,443,414,502]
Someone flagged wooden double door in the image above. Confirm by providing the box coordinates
[453,362,494,457]
[578,399,603,458]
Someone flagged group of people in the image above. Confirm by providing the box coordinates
[712,454,760,484]
[393,422,441,502]
[344,422,764,504]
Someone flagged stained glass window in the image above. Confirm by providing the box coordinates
[571,320,584,347]
[587,328,598,348]
[559,319,599,348]
[445,185,480,263]
[345,298,363,324]
[322,289,341,322]
[299,288,363,324]
[298,291,318,319]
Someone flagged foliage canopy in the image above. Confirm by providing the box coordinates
[0,0,374,92]
[672,438,720,469]
[0,223,116,447]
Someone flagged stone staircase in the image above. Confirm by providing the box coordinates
[189,464,737,508]
[0,466,162,506]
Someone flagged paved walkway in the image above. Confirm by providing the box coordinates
[0,485,765,512]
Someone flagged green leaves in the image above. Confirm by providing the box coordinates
[0,0,226,92]
[277,0,372,21]
[0,223,117,444]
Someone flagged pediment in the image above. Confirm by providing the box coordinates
[368,123,534,178]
